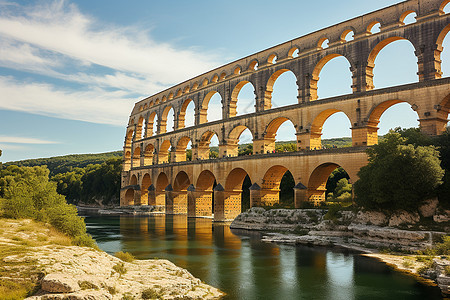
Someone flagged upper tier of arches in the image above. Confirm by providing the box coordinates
[130,0,450,118]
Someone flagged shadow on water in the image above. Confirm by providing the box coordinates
[84,214,442,300]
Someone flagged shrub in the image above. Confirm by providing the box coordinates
[115,251,135,262]
[113,262,127,277]
[141,287,163,299]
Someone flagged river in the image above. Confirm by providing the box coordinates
[84,214,442,300]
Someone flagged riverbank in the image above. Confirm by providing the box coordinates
[230,207,449,297]
[0,218,223,299]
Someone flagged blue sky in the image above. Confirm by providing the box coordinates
[0,0,449,162]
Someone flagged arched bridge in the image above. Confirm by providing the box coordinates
[121,0,450,221]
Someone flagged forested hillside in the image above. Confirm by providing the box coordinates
[4,151,122,176]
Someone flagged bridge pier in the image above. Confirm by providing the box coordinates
[253,138,276,154]
[187,185,213,217]
[294,183,308,208]
[165,185,188,215]
[214,184,241,222]
[419,117,449,136]
[351,125,378,146]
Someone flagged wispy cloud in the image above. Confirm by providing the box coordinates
[0,136,59,144]
[0,76,135,126]
[0,0,223,125]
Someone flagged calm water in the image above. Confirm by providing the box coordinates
[84,214,442,300]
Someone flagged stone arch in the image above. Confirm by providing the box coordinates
[179,98,195,129]
[366,99,419,144]
[158,140,171,164]
[440,0,450,13]
[162,95,167,103]
[228,125,253,143]
[308,162,345,205]
[201,91,222,124]
[202,78,209,87]
[266,68,298,109]
[340,28,355,42]
[310,53,352,100]
[130,174,138,186]
[211,73,219,83]
[267,53,278,64]
[174,136,192,162]
[196,170,216,191]
[173,171,190,192]
[197,130,220,159]
[156,172,169,192]
[309,109,352,149]
[260,165,292,206]
[317,37,329,49]
[168,92,174,100]
[438,94,450,133]
[259,117,297,153]
[144,144,154,166]
[436,24,450,79]
[233,65,242,75]
[147,111,157,137]
[124,188,134,206]
[141,173,152,205]
[366,37,417,90]
[230,80,256,117]
[125,129,134,147]
[155,172,169,206]
[176,89,182,97]
[132,146,141,167]
[288,47,299,58]
[220,72,227,80]
[399,10,416,25]
[191,82,199,91]
[248,60,259,71]
[155,98,160,105]
[225,168,251,191]
[160,105,174,133]
[135,116,145,140]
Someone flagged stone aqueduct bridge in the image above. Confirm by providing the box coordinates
[121,0,450,221]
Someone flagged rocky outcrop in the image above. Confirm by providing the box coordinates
[23,245,223,300]
[231,207,449,296]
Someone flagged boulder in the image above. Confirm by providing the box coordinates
[388,210,420,227]
[418,198,439,218]
[433,209,450,223]
[354,210,387,226]
[41,273,80,293]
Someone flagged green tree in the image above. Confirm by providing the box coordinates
[0,165,96,247]
[354,131,444,210]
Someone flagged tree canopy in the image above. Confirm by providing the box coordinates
[354,130,444,210]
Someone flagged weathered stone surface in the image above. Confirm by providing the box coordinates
[354,210,387,226]
[418,198,439,218]
[433,209,450,223]
[41,273,80,293]
[388,210,420,227]
[22,245,223,300]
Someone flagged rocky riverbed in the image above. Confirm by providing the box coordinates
[0,218,223,299]
[230,205,450,297]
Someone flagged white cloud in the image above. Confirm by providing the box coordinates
[0,136,59,144]
[0,0,220,85]
[0,76,135,126]
[0,0,224,125]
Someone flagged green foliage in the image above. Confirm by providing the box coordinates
[78,280,99,290]
[4,151,122,176]
[0,165,97,248]
[279,171,295,208]
[115,251,135,262]
[275,142,296,153]
[141,287,163,299]
[325,167,350,196]
[354,131,444,210]
[113,262,127,277]
[321,137,352,148]
[323,204,342,221]
[238,144,253,156]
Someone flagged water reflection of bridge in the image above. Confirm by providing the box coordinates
[121,0,450,221]
[113,215,436,299]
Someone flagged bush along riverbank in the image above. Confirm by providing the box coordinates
[0,165,223,299]
[230,205,449,297]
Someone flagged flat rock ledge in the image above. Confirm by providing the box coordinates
[230,207,449,297]
[19,245,223,300]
